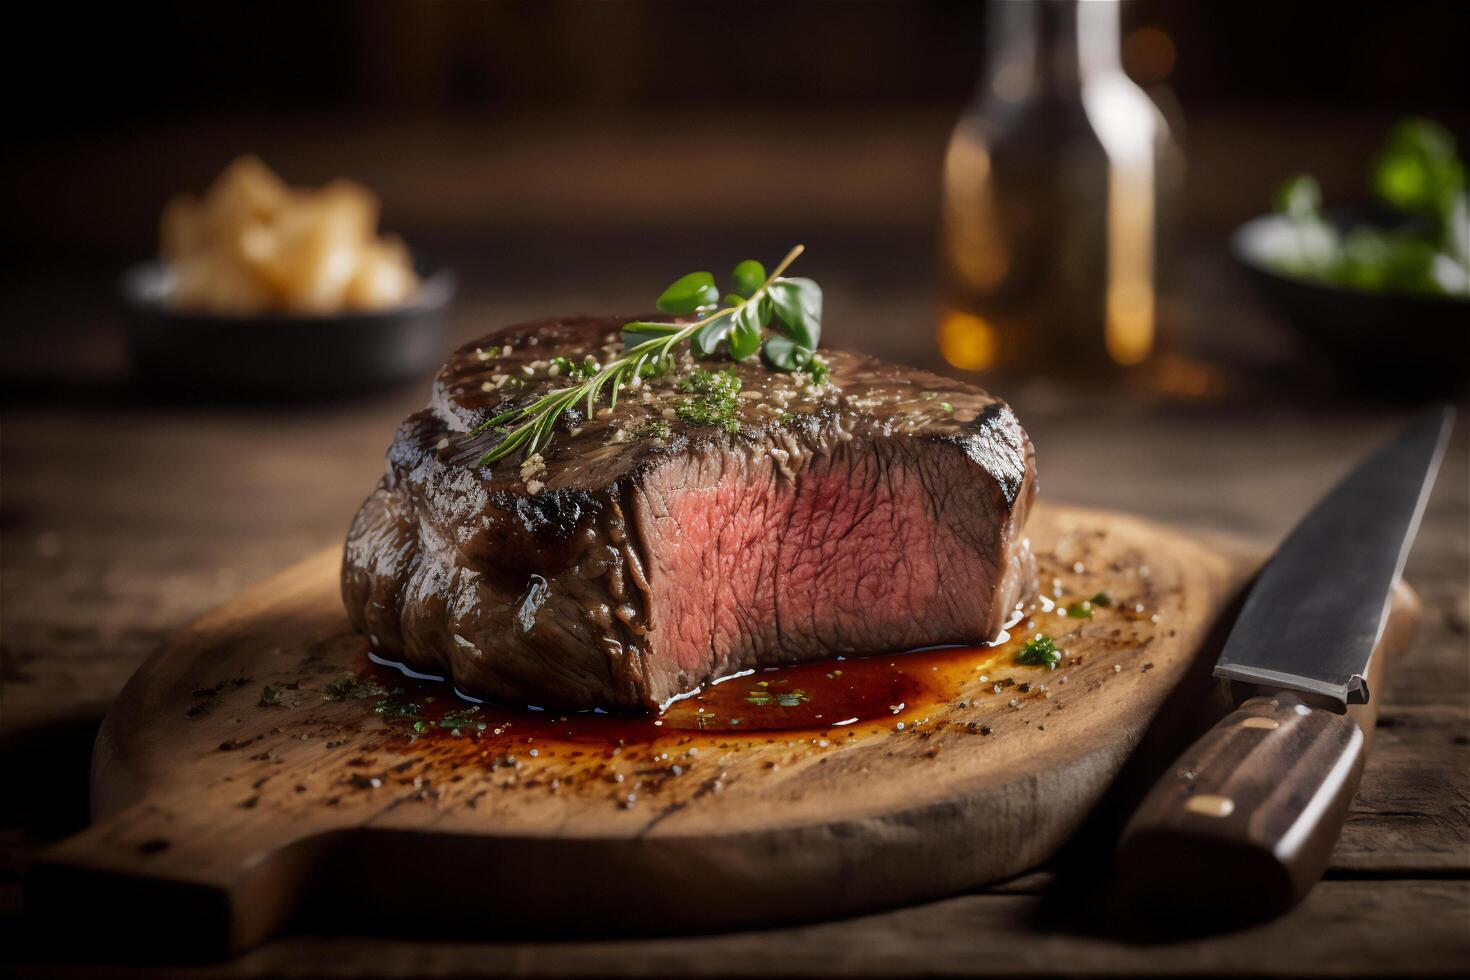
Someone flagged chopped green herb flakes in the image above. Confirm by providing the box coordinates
[744,687,810,707]
[633,418,672,440]
[675,368,742,432]
[322,676,388,702]
[549,356,597,381]
[1017,635,1061,669]
[373,693,423,721]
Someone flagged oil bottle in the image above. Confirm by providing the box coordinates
[938,0,1181,379]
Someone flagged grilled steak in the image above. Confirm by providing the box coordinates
[342,315,1037,711]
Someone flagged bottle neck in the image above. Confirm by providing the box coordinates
[982,0,1123,104]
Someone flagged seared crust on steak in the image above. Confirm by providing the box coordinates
[342,316,1037,710]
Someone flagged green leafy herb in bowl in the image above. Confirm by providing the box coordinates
[1231,118,1470,394]
[1259,118,1468,298]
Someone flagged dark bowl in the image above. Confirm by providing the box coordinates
[1230,209,1469,396]
[119,260,456,400]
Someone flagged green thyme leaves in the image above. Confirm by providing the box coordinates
[1017,635,1061,669]
[768,276,822,349]
[656,271,720,314]
[691,311,732,356]
[474,244,821,466]
[689,256,799,362]
[730,259,766,298]
[727,300,765,361]
[761,333,808,372]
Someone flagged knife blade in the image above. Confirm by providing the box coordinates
[1117,407,1452,922]
[1213,407,1453,704]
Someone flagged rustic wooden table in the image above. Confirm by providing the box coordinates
[1,239,1466,975]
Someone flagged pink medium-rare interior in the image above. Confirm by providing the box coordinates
[634,440,1008,696]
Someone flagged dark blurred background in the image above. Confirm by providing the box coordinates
[3,0,1467,389]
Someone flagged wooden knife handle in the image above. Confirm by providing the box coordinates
[1116,580,1417,922]
[1116,690,1367,920]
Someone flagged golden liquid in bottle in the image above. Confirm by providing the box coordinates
[938,0,1174,382]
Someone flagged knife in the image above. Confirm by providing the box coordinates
[1116,407,1453,921]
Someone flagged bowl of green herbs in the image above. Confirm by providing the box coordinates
[1232,118,1469,392]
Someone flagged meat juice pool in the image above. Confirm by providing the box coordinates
[360,603,1034,756]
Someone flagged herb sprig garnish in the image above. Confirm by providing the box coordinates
[473,244,822,466]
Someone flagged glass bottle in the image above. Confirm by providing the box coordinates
[938,0,1181,378]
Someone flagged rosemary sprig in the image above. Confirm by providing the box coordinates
[474,244,818,466]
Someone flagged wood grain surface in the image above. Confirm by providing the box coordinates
[3,381,1466,976]
[3,240,1466,975]
[30,503,1268,956]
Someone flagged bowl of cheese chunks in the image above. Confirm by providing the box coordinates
[121,155,455,398]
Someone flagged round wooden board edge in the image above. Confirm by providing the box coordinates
[50,502,1300,948]
[90,503,1243,834]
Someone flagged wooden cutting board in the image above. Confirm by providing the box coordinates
[26,503,1418,956]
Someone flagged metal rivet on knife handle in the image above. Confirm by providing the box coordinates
[1184,794,1236,817]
